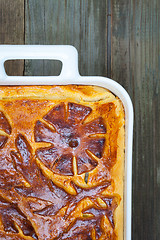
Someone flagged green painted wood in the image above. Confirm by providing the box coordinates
[25,0,108,77]
[0,0,24,76]
[111,0,160,240]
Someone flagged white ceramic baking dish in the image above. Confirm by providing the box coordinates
[0,45,133,240]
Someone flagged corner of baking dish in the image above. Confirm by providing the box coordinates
[0,45,133,240]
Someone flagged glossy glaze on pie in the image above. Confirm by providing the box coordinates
[0,85,124,240]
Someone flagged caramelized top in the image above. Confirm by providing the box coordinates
[0,85,124,240]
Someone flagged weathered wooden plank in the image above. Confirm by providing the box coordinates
[0,0,24,76]
[25,0,108,77]
[111,0,131,91]
[111,0,160,239]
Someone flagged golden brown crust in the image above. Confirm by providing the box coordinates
[0,85,124,240]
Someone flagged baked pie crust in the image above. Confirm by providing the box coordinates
[0,85,124,240]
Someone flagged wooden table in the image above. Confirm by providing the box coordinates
[0,1,159,239]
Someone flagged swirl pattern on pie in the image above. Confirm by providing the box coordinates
[0,85,124,240]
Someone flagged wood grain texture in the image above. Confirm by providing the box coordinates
[25,0,108,77]
[0,0,24,75]
[111,0,160,239]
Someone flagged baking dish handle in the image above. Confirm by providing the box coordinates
[0,45,80,84]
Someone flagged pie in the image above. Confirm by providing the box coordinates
[0,85,124,240]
